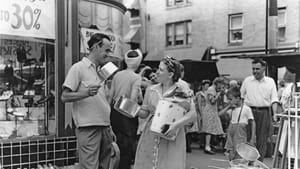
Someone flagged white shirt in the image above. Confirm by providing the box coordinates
[228,104,254,124]
[240,76,278,107]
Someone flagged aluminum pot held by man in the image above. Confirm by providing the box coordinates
[98,62,119,82]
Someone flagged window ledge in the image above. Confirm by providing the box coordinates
[166,3,192,10]
[228,42,243,46]
[278,38,286,42]
[166,44,192,50]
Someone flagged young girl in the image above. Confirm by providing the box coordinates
[219,86,256,160]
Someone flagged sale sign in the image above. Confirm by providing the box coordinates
[0,0,55,39]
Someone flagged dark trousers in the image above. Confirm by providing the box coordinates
[251,107,273,161]
[76,126,113,169]
[186,133,192,152]
[111,107,138,169]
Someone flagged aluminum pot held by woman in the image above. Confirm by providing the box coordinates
[236,143,260,161]
[98,62,119,82]
[114,96,140,118]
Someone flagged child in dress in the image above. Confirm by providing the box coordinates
[219,86,256,160]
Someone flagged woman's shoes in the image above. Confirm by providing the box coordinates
[204,149,216,155]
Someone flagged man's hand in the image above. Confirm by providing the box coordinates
[109,127,116,142]
[88,85,101,96]
[273,114,279,122]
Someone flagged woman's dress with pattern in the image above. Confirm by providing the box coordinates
[200,86,224,135]
[192,91,206,132]
[133,84,191,169]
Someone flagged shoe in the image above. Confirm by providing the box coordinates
[204,149,215,155]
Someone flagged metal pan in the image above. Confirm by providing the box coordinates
[98,62,118,82]
[114,96,140,118]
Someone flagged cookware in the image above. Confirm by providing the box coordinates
[114,96,140,118]
[236,143,260,161]
[98,62,118,82]
[150,100,187,141]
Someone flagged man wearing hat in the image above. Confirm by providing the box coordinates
[61,33,115,169]
[109,49,143,169]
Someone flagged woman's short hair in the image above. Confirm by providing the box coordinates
[213,77,225,85]
[201,79,211,86]
[161,56,181,82]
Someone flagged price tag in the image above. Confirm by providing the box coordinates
[0,0,55,39]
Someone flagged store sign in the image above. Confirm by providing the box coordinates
[80,28,122,58]
[0,0,55,39]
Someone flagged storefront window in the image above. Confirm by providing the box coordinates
[79,0,124,59]
[0,0,56,140]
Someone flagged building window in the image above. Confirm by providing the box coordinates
[229,14,243,43]
[167,0,190,7]
[166,20,192,47]
[278,7,286,41]
[130,9,140,18]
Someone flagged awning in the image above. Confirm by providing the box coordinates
[124,0,140,9]
[123,26,140,43]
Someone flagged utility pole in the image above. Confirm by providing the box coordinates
[265,0,268,54]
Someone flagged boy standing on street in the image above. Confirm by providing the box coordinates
[219,86,256,160]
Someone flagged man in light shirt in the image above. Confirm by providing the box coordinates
[240,58,278,161]
[61,33,115,169]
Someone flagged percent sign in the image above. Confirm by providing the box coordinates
[33,8,41,30]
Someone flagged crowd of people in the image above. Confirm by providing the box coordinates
[61,33,289,169]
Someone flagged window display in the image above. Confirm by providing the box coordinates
[0,35,56,139]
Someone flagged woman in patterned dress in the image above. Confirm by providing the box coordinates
[201,77,225,154]
[133,56,196,169]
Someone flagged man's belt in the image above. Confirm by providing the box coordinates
[250,106,269,110]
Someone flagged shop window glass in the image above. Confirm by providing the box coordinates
[0,35,56,139]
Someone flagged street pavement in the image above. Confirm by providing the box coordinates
[186,145,273,169]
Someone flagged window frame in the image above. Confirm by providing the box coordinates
[277,7,286,41]
[228,13,243,44]
[166,0,190,7]
[166,20,192,48]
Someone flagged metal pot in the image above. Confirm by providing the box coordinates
[98,62,118,82]
[229,159,249,168]
[114,96,140,118]
[236,143,260,161]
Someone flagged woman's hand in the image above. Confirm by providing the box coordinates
[176,100,191,112]
[164,123,179,138]
[138,105,156,118]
